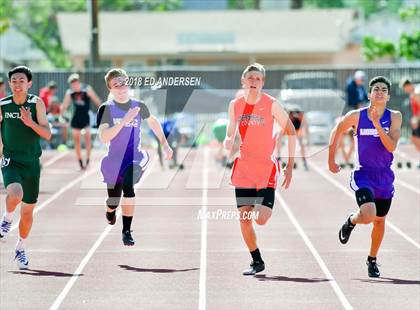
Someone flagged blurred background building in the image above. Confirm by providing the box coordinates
[0,0,419,146]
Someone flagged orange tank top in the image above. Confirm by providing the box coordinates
[234,93,276,160]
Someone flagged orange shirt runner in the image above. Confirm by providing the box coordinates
[231,93,280,190]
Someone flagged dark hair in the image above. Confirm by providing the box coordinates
[368,76,391,94]
[399,78,411,89]
[8,66,33,82]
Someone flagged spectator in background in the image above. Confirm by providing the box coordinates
[159,117,183,169]
[275,105,309,171]
[400,78,420,152]
[48,95,68,146]
[212,118,229,167]
[346,70,369,111]
[61,73,101,170]
[39,81,57,112]
[0,77,6,99]
[340,71,369,166]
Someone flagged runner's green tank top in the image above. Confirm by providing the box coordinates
[0,94,41,163]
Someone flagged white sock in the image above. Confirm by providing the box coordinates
[16,236,25,250]
[3,211,14,222]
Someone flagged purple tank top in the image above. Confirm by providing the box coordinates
[354,108,393,170]
[107,99,143,161]
[100,99,148,184]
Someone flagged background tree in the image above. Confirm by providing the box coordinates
[362,6,420,62]
[0,0,13,35]
[228,0,261,9]
[304,0,403,17]
[0,0,181,68]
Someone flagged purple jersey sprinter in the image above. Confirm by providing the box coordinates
[328,76,402,278]
[97,68,173,246]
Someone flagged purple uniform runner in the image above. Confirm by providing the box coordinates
[350,107,395,199]
[100,99,149,185]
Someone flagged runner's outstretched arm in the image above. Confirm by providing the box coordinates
[272,100,295,189]
[371,107,402,152]
[87,86,102,107]
[19,98,51,140]
[98,107,139,143]
[224,100,237,151]
[328,111,358,173]
[147,115,173,160]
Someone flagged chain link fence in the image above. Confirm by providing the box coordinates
[1,64,419,147]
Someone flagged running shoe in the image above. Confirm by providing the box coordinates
[0,217,12,242]
[242,260,265,276]
[106,211,116,225]
[367,258,380,278]
[14,249,29,270]
[122,230,135,246]
[339,213,356,244]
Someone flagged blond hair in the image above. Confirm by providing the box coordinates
[67,73,80,84]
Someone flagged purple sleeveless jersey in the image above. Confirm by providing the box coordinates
[100,99,149,184]
[350,108,395,199]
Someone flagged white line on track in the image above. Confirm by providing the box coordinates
[50,210,121,310]
[395,150,419,162]
[11,166,99,232]
[308,161,420,249]
[198,147,209,310]
[134,157,158,189]
[49,157,155,310]
[395,179,420,195]
[275,192,353,310]
[0,151,68,184]
[43,151,69,168]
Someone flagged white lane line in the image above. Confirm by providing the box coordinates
[275,192,353,310]
[395,179,420,195]
[49,156,155,310]
[198,147,209,310]
[0,151,68,183]
[134,157,158,189]
[11,167,99,232]
[43,151,69,168]
[308,161,420,249]
[50,210,120,310]
[395,150,419,162]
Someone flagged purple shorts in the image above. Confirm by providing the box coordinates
[101,150,149,185]
[350,168,395,199]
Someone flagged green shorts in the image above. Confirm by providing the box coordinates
[1,157,41,204]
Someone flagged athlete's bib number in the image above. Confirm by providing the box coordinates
[1,157,10,168]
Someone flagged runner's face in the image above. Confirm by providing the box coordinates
[108,76,130,101]
[402,84,413,94]
[355,78,364,86]
[9,73,32,95]
[368,82,390,105]
[70,80,81,92]
[242,71,264,94]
